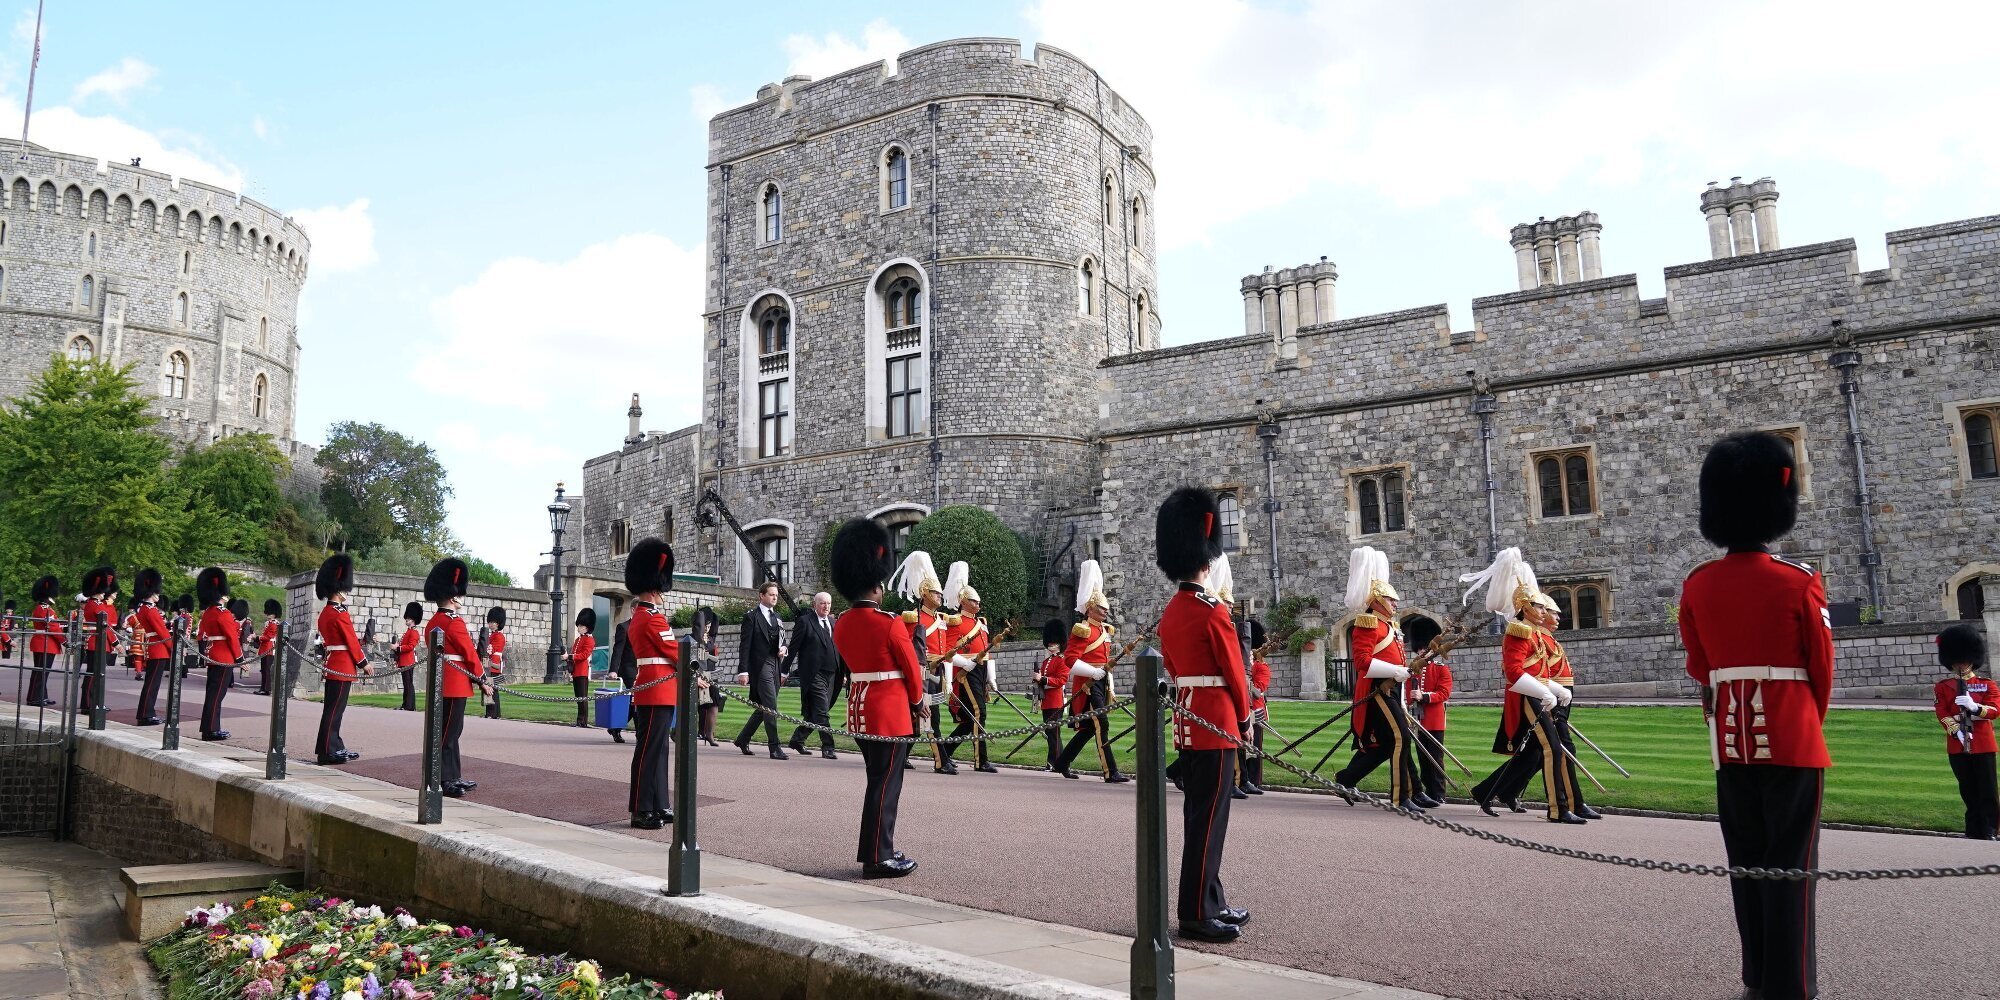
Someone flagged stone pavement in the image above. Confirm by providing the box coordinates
[0,838,160,1000]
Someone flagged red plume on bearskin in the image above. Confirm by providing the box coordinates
[32,575,60,603]
[195,567,230,607]
[829,518,893,603]
[624,538,675,595]
[1698,431,1800,550]
[1154,485,1223,581]
[316,553,354,600]
[425,558,469,604]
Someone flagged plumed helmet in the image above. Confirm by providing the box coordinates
[133,568,164,602]
[889,549,941,602]
[829,518,894,603]
[1209,551,1236,605]
[1075,560,1108,615]
[31,576,58,603]
[316,553,355,600]
[264,598,283,617]
[403,601,424,623]
[943,560,978,609]
[575,607,597,630]
[1344,547,1398,614]
[1402,615,1443,653]
[195,567,229,606]
[1154,486,1223,581]
[1041,617,1067,648]
[624,538,675,595]
[487,606,507,628]
[424,558,470,604]
[1248,617,1267,649]
[1698,431,1800,550]
[1459,547,1557,620]
[1939,623,1987,669]
[228,598,250,621]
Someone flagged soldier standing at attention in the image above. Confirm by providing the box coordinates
[1401,615,1454,808]
[828,517,923,878]
[1330,548,1423,811]
[482,607,508,719]
[254,600,281,696]
[25,577,62,706]
[568,608,599,728]
[426,558,484,797]
[130,569,171,725]
[1033,618,1071,770]
[1240,618,1272,796]
[1935,623,1998,840]
[393,602,424,711]
[1679,431,1833,1000]
[194,567,242,742]
[0,599,13,670]
[1052,560,1129,783]
[891,550,954,773]
[624,539,679,830]
[77,567,118,713]
[314,555,367,764]
[941,562,998,774]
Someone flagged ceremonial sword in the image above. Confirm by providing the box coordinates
[1562,718,1631,778]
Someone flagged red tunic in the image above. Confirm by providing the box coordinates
[944,615,991,711]
[1497,623,1551,745]
[1348,614,1405,735]
[135,602,171,662]
[317,603,365,682]
[569,633,597,679]
[0,610,12,656]
[1407,659,1453,731]
[1036,652,1071,711]
[1065,620,1114,715]
[258,618,279,658]
[80,598,117,653]
[906,608,954,662]
[1158,584,1249,751]
[1934,675,1999,755]
[199,604,242,666]
[1250,658,1272,713]
[395,626,421,668]
[1680,552,1835,769]
[837,603,923,735]
[486,630,507,679]
[28,603,63,655]
[428,610,480,698]
[628,603,678,707]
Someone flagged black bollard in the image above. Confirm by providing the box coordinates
[418,628,445,824]
[1130,650,1174,999]
[87,613,109,731]
[668,634,702,896]
[266,622,290,779]
[161,622,184,751]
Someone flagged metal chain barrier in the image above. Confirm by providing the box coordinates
[1164,700,2000,882]
[717,684,1127,746]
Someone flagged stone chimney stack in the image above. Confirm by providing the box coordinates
[1701,176,1780,260]
[1239,259,1337,360]
[626,393,644,445]
[1508,213,1603,290]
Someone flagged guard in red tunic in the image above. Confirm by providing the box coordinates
[1154,487,1252,943]
[254,600,281,696]
[425,558,485,797]
[131,569,172,725]
[25,577,62,706]
[1053,560,1129,783]
[394,602,423,711]
[830,517,924,878]
[568,608,598,728]
[1239,618,1272,796]
[0,599,13,663]
[194,567,242,741]
[892,550,954,773]
[1331,547,1426,810]
[123,604,143,680]
[1401,616,1454,807]
[1463,549,1585,823]
[624,539,680,829]
[941,562,999,774]
[314,555,368,764]
[1033,618,1071,768]
[481,607,508,718]
[1680,431,1834,1000]
[1934,624,1998,840]
[76,566,118,713]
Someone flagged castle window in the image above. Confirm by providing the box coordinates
[258,317,269,351]
[1545,579,1610,631]
[662,507,674,544]
[756,532,791,585]
[1960,579,1987,621]
[176,292,190,327]
[756,300,790,358]
[609,518,631,558]
[1,220,7,244]
[251,374,267,418]
[884,276,921,331]
[163,352,190,400]
[65,335,94,361]
[37,181,56,215]
[886,355,921,439]
[874,506,926,566]
[1216,491,1242,552]
[1102,173,1116,227]
[139,200,156,230]
[86,232,95,258]
[1765,425,1813,499]
[1133,291,1149,347]
[1131,195,1146,245]
[758,378,792,458]
[761,183,783,243]
[183,250,192,275]
[1078,258,1097,316]
[883,146,910,211]
[79,274,94,310]
[1531,447,1596,518]
[1352,468,1408,536]
[868,263,928,443]
[1964,408,1998,480]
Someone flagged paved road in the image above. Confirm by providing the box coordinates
[38,676,2000,1000]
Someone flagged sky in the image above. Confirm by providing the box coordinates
[8,0,1998,583]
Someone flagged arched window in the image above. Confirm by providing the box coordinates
[884,147,909,210]
[871,263,928,442]
[188,211,203,241]
[749,294,793,459]
[873,506,927,566]
[86,232,96,257]
[65,335,94,361]
[1959,579,1988,621]
[883,275,921,332]
[1131,195,1146,245]
[258,317,268,350]
[163,352,190,399]
[743,524,792,586]
[1966,411,1998,480]
[1216,491,1242,551]
[755,298,791,357]
[1543,579,1611,630]
[1133,291,1149,344]
[1534,448,1596,518]
[79,274,93,309]
[251,374,268,418]
[1102,173,1116,227]
[1078,258,1096,316]
[37,181,56,215]
[176,292,190,327]
[760,183,783,243]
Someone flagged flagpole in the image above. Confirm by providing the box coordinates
[20,0,44,144]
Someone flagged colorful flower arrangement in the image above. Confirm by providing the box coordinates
[149,885,720,1000]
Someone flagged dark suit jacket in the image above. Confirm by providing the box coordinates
[737,604,784,679]
[780,611,842,688]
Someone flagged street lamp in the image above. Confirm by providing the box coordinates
[543,483,572,684]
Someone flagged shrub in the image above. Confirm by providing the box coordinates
[903,505,1029,626]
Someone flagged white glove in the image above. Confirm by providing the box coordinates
[1554,684,1573,706]
[1510,673,1554,710]
[950,654,975,671]
[734,672,749,685]
[1364,658,1409,682]
[1955,694,1979,712]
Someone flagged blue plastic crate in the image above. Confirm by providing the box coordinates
[593,689,631,729]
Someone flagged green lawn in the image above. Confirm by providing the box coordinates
[345,683,1967,832]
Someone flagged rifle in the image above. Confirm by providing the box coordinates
[1952,673,1980,754]
[474,625,494,696]
[356,617,377,676]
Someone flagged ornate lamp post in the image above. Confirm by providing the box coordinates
[542,483,572,684]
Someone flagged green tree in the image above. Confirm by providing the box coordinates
[359,538,435,577]
[264,488,335,573]
[0,358,195,601]
[317,421,452,553]
[461,555,512,587]
[172,432,287,557]
[903,505,1030,627]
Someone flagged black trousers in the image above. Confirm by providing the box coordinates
[789,672,836,751]
[136,659,167,721]
[944,674,989,766]
[257,654,273,693]
[199,664,230,737]
[1041,708,1064,764]
[316,678,351,760]
[1333,687,1418,805]
[1176,748,1234,923]
[440,697,467,785]
[1054,711,1120,777]
[1716,764,1822,1000]
[27,651,53,703]
[629,705,674,814]
[399,666,417,711]
[572,677,592,725]
[857,739,910,863]
[734,667,780,749]
[484,675,503,718]
[1474,703,1581,819]
[1949,751,1999,839]
[1414,727,1448,800]
[1238,713,1266,788]
[78,648,105,713]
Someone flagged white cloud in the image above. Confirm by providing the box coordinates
[12,7,41,48]
[435,422,570,468]
[288,198,377,274]
[71,57,154,103]
[251,115,268,140]
[0,96,244,189]
[688,83,727,121]
[782,18,910,79]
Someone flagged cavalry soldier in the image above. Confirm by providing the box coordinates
[829,517,923,878]
[254,600,282,696]
[25,576,62,706]
[1033,618,1070,768]
[941,561,998,774]
[1330,547,1423,811]
[1402,615,1454,807]
[314,555,367,764]
[624,539,679,829]
[131,569,172,725]
[1680,431,1834,1000]
[194,567,242,742]
[425,558,485,797]
[1241,618,1272,796]
[77,567,118,712]
[1934,623,1997,840]
[1155,487,1253,943]
[1052,560,1129,783]
[393,602,424,711]
[1462,549,1584,823]
[568,607,599,727]
[891,550,955,773]
[482,606,508,718]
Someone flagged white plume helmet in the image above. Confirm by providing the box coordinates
[1459,546,1558,619]
[1209,551,1235,604]
[1075,559,1108,615]
[1343,546,1397,614]
[889,550,941,603]
[943,560,978,607]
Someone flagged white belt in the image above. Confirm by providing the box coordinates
[1712,666,1808,684]
[851,670,901,682]
[636,657,673,666]
[443,654,467,662]
[1175,676,1226,688]
[324,645,348,651]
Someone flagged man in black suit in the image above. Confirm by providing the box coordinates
[734,581,790,759]
[783,591,844,759]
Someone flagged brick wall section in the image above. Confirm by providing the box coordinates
[282,571,552,694]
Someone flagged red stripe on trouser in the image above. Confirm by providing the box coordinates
[1199,751,1224,920]
[630,710,655,813]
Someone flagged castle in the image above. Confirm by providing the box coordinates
[0,138,312,457]
[562,38,2000,697]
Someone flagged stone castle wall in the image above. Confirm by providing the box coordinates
[0,138,310,447]
[282,570,552,693]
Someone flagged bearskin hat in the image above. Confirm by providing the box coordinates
[316,553,354,600]
[80,566,109,597]
[174,594,192,613]
[228,598,250,621]
[1042,617,1068,648]
[1154,486,1223,581]
[403,601,425,623]
[1698,431,1800,550]
[575,607,597,630]
[624,538,674,595]
[195,567,229,606]
[1939,623,1987,669]
[264,598,283,617]
[829,518,894,603]
[1248,617,1267,649]
[133,568,164,603]
[487,606,507,628]
[1403,615,1443,653]
[2,599,12,612]
[425,558,469,604]
[31,576,57,604]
